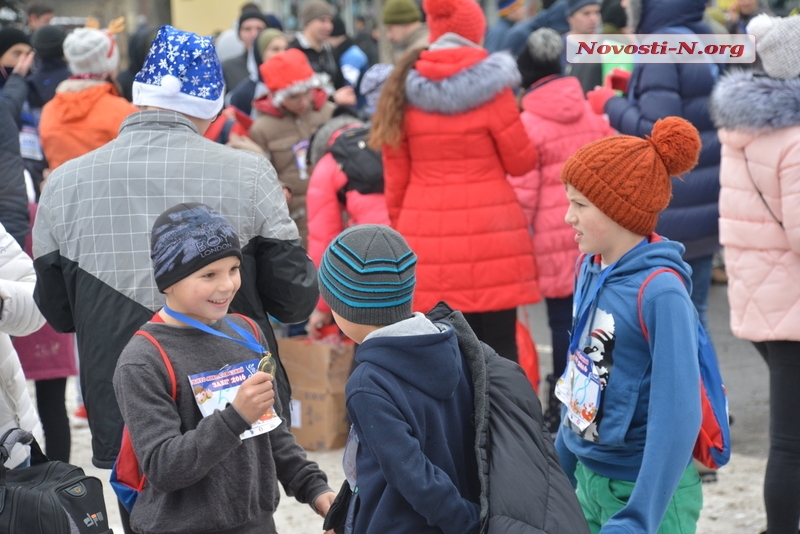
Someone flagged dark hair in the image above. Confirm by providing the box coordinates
[26,2,54,17]
[355,15,366,24]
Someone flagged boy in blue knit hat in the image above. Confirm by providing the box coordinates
[319,224,481,534]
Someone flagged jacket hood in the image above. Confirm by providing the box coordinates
[630,0,707,33]
[710,69,800,132]
[49,82,119,122]
[522,76,586,123]
[406,50,521,114]
[309,114,364,167]
[582,235,693,295]
[357,314,462,400]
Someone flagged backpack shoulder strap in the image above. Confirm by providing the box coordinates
[134,331,178,401]
[230,313,261,343]
[637,268,682,343]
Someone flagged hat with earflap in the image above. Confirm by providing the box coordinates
[133,25,225,120]
[561,117,701,236]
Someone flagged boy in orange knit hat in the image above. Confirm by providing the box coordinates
[554,117,705,533]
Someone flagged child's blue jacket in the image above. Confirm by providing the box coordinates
[345,313,481,534]
[555,235,702,534]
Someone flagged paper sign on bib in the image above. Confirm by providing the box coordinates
[555,350,602,431]
[189,358,281,439]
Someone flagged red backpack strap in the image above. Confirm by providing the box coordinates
[231,313,261,343]
[637,268,682,343]
[134,331,177,400]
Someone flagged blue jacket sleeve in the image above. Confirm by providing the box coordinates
[601,288,701,534]
[503,0,570,56]
[348,389,480,534]
[604,63,683,138]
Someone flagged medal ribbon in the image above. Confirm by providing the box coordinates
[161,305,264,355]
[569,239,649,354]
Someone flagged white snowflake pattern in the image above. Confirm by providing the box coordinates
[190,89,197,96]
[191,76,200,86]
[198,86,210,98]
[175,33,189,44]
[159,58,169,70]
[153,74,163,85]
[166,44,180,61]
[147,63,156,74]
[193,36,211,47]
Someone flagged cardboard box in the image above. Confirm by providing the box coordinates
[278,337,354,450]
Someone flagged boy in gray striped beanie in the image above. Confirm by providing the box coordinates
[318,224,416,329]
[318,224,481,532]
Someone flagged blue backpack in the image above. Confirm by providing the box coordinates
[638,268,731,469]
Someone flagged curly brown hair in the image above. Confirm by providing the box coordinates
[367,47,426,151]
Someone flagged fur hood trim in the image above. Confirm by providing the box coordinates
[406,51,521,114]
[271,73,332,108]
[710,69,800,131]
[309,114,364,167]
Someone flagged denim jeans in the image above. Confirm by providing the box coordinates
[685,255,713,333]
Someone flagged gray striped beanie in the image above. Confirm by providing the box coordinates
[319,225,417,326]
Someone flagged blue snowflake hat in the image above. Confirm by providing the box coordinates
[150,203,242,292]
[133,25,224,120]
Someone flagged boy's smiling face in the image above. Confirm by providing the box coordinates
[565,184,640,264]
[163,256,242,325]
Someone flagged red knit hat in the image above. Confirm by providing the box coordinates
[259,48,329,107]
[560,117,701,236]
[423,0,487,45]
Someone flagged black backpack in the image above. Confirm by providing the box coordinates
[327,126,384,205]
[0,428,113,533]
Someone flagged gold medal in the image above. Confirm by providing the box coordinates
[258,352,276,376]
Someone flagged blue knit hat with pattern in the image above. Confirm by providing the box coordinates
[319,225,417,325]
[151,203,242,292]
[133,25,224,120]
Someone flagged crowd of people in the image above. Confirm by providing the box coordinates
[0,0,798,533]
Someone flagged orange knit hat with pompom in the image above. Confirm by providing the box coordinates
[423,0,486,45]
[561,117,701,236]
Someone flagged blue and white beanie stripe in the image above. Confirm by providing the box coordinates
[133,25,224,120]
[319,225,417,326]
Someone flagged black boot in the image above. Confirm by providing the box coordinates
[543,374,561,437]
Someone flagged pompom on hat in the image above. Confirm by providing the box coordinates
[133,25,224,120]
[259,48,331,107]
[63,27,120,76]
[747,14,800,80]
[561,117,701,236]
[423,0,487,45]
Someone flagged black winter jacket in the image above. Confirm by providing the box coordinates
[427,302,590,534]
[0,75,32,248]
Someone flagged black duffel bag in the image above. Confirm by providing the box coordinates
[0,428,112,533]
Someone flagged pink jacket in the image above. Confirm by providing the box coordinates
[711,71,800,342]
[507,76,615,299]
[306,122,390,313]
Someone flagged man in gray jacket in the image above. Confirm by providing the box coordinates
[32,25,317,529]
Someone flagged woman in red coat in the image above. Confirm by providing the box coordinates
[369,0,539,361]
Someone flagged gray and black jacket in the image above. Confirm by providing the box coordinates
[427,302,590,534]
[33,110,318,468]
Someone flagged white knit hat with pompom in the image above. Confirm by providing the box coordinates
[747,14,800,80]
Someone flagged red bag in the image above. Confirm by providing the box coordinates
[516,309,540,394]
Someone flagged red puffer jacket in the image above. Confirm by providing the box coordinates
[508,75,616,299]
[383,46,539,313]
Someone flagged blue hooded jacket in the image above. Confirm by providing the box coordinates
[604,0,721,260]
[345,314,481,534]
[555,236,702,534]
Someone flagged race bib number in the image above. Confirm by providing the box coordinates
[189,358,281,439]
[19,126,44,161]
[555,350,602,432]
[292,139,310,180]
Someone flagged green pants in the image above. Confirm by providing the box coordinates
[575,462,703,534]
